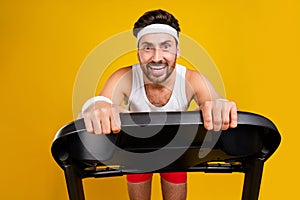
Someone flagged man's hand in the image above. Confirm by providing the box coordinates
[200,99,238,131]
[82,101,122,134]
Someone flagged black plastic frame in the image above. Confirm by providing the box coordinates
[51,111,281,200]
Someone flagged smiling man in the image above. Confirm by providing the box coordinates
[80,9,238,200]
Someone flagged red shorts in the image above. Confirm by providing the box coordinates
[126,172,187,184]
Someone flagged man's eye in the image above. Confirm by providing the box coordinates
[162,44,170,50]
[141,45,152,50]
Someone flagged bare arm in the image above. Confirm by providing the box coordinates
[186,70,238,131]
[83,67,132,134]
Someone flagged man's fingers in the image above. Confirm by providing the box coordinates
[212,101,222,132]
[84,117,94,133]
[229,102,238,128]
[111,107,121,133]
[221,106,230,130]
[91,115,103,135]
[201,100,238,131]
[97,107,112,134]
[82,101,124,135]
[201,102,213,130]
[110,116,121,134]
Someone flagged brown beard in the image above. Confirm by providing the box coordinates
[139,54,177,84]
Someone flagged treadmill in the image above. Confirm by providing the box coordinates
[51,111,281,200]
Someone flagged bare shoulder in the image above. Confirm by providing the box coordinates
[100,66,132,98]
[103,66,132,89]
[108,66,132,81]
[185,68,205,85]
[185,67,220,102]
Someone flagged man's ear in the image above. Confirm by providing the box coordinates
[176,45,180,58]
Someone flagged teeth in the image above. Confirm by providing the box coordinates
[148,65,166,70]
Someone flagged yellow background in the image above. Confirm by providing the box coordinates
[0,0,299,199]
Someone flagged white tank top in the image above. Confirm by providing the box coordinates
[126,64,189,112]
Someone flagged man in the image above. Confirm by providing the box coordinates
[81,9,237,200]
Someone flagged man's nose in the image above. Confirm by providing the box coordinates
[152,48,163,62]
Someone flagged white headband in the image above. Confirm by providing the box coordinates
[136,24,179,46]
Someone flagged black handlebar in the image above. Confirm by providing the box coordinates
[51,111,281,200]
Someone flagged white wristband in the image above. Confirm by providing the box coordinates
[81,96,113,113]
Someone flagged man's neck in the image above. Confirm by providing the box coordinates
[143,68,176,107]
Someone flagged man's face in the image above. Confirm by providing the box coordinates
[138,33,180,84]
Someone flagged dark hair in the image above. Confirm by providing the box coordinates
[133,9,181,37]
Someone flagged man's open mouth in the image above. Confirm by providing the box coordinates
[147,65,167,70]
